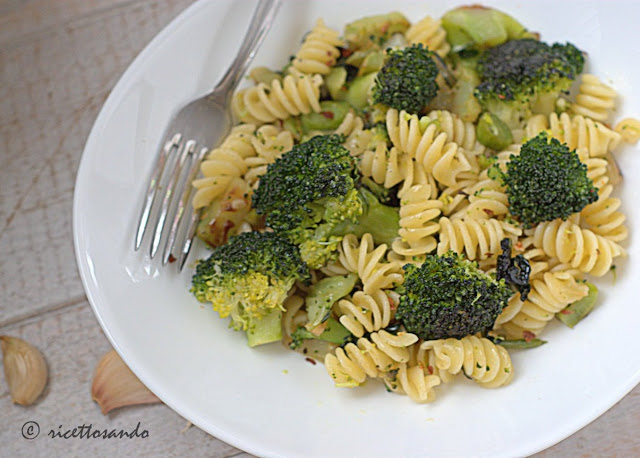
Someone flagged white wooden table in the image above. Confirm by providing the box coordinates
[1,1,638,456]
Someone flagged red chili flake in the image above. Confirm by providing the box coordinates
[522,331,536,342]
[483,208,495,217]
[560,309,575,315]
[168,254,176,263]
[305,357,317,365]
[222,202,234,212]
[515,241,524,251]
[341,48,354,58]
[321,111,334,119]
[498,94,506,100]
[388,297,397,310]
[427,365,434,375]
[221,220,235,241]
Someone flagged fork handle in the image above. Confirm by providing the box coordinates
[214,0,282,97]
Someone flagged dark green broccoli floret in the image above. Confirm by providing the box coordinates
[475,38,584,127]
[372,44,439,114]
[498,132,598,227]
[252,134,399,268]
[191,231,310,347]
[396,251,512,340]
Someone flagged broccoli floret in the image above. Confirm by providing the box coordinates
[475,38,584,127]
[396,251,512,340]
[252,134,399,268]
[372,44,440,114]
[498,132,598,227]
[191,231,310,347]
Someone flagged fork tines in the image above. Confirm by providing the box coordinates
[134,133,208,271]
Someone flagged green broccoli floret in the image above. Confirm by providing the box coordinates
[252,134,399,268]
[396,251,512,340]
[372,44,440,114]
[475,38,584,127]
[498,132,598,228]
[191,231,310,347]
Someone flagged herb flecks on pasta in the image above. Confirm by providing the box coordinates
[188,4,637,405]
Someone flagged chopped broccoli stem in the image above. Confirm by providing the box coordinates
[556,283,598,328]
[331,187,400,247]
[489,336,547,349]
[442,5,533,51]
[290,317,353,350]
[247,308,283,347]
[305,274,358,328]
[344,12,410,51]
[300,101,351,132]
[476,112,513,150]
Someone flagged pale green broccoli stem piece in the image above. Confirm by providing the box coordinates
[556,283,598,328]
[305,274,358,329]
[300,101,351,132]
[325,67,348,101]
[331,187,400,247]
[442,6,532,51]
[477,112,513,150]
[344,12,410,51]
[345,72,377,110]
[246,308,284,347]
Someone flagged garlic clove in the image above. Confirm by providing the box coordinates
[1,335,48,406]
[91,349,161,414]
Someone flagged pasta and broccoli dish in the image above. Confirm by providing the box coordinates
[187,5,638,404]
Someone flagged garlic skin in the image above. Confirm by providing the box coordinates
[91,350,160,414]
[1,335,48,406]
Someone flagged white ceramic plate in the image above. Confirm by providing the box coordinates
[74,1,640,456]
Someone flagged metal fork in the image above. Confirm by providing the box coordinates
[133,0,282,271]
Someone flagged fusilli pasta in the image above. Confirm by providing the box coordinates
[419,336,514,388]
[291,19,343,75]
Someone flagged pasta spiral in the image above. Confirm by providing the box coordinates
[419,336,514,388]
[336,111,373,157]
[437,216,522,261]
[614,117,640,144]
[383,362,441,403]
[337,289,399,338]
[528,217,623,276]
[451,178,510,220]
[192,124,256,209]
[497,269,589,338]
[232,72,323,124]
[525,112,621,158]
[338,234,404,294]
[386,108,472,186]
[325,330,419,387]
[405,15,450,57]
[570,74,617,122]
[426,110,486,158]
[580,184,628,243]
[392,184,442,258]
[292,19,343,75]
[358,144,407,189]
[243,125,294,187]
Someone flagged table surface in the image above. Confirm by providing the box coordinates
[1,0,638,456]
